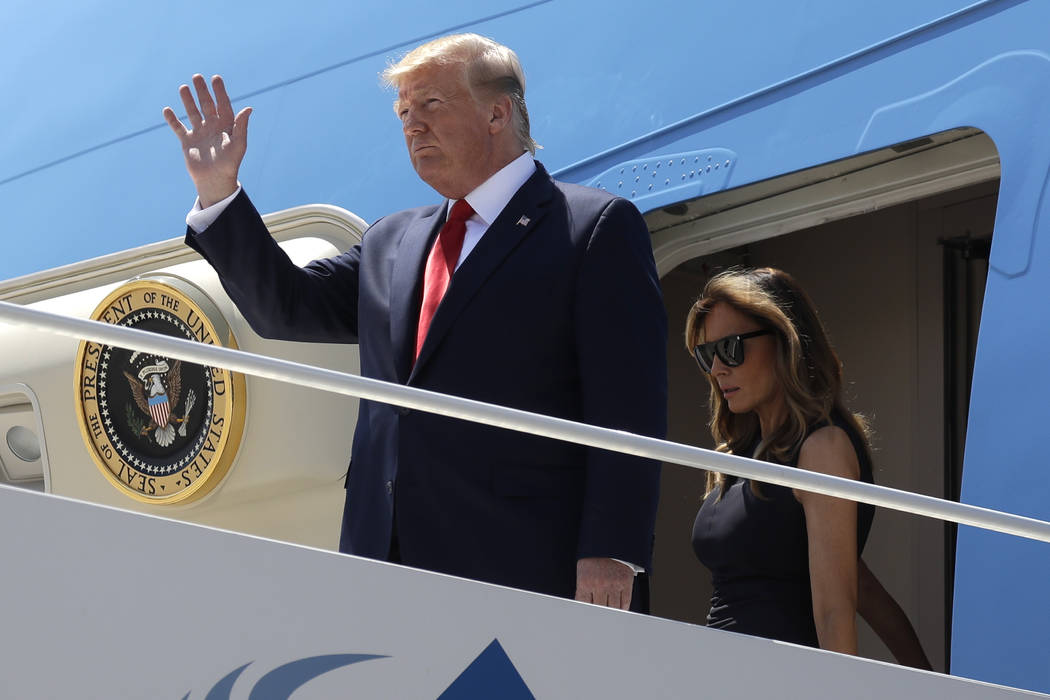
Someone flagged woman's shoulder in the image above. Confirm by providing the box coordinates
[797,424,861,480]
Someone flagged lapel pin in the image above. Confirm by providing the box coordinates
[516,215,531,227]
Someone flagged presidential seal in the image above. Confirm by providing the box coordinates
[74,277,246,504]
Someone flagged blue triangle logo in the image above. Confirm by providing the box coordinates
[438,639,535,699]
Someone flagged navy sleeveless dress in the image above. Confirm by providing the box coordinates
[691,413,875,647]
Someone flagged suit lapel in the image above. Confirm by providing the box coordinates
[390,207,445,383]
[409,166,555,380]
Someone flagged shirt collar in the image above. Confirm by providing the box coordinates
[447,152,536,225]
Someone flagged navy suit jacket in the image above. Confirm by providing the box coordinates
[186,163,667,598]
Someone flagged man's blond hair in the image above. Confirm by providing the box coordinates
[382,33,539,155]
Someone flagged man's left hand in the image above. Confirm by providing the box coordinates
[575,557,634,610]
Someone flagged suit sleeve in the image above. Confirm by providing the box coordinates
[185,189,362,343]
[573,197,667,570]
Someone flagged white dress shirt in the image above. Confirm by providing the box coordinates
[448,151,536,269]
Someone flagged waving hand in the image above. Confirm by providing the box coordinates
[162,74,252,208]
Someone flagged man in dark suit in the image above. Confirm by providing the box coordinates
[163,34,666,610]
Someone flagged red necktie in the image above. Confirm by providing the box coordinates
[415,199,475,359]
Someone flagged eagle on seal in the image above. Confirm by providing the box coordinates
[124,358,183,447]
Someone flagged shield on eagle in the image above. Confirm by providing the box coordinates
[148,393,170,428]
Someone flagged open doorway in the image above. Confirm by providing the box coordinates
[646,128,998,672]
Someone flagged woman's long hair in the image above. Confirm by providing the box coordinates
[684,267,871,497]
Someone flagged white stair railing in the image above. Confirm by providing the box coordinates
[2,298,1049,545]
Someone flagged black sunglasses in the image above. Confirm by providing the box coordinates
[693,329,773,373]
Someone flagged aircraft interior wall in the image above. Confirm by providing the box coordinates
[651,180,997,671]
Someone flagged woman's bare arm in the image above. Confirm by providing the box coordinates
[795,425,861,655]
[858,558,933,670]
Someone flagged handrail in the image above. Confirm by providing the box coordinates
[2,298,1049,546]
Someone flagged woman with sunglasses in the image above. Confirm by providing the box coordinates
[685,267,885,656]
